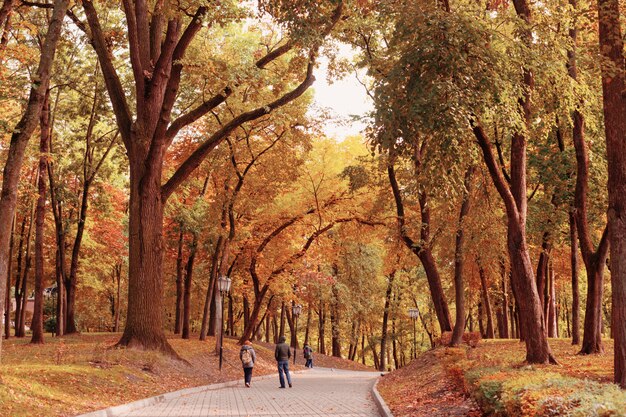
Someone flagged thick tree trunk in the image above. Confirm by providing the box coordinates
[451,167,473,346]
[596,0,626,387]
[117,148,175,355]
[0,0,69,358]
[31,91,51,345]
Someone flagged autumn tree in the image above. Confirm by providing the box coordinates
[77,0,345,353]
[0,0,69,358]
[595,0,626,388]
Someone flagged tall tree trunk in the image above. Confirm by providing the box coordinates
[369,331,379,370]
[535,232,551,322]
[174,227,184,334]
[31,90,51,345]
[596,0,626,388]
[4,216,14,339]
[47,150,65,337]
[318,299,326,355]
[566,0,609,355]
[304,305,311,346]
[451,167,473,346]
[500,260,510,338]
[331,284,341,358]
[473,0,555,364]
[279,300,286,339]
[182,233,197,339]
[387,164,452,333]
[114,263,121,332]
[380,272,395,371]
[116,147,174,355]
[13,215,26,338]
[200,236,222,341]
[570,213,580,344]
[547,262,557,338]
[0,0,69,358]
[478,262,495,339]
[17,203,35,338]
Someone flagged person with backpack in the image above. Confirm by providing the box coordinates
[239,340,257,387]
[303,343,313,368]
[274,336,292,388]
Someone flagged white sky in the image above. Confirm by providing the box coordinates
[309,46,373,139]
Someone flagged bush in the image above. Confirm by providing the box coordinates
[44,316,56,333]
[468,369,626,417]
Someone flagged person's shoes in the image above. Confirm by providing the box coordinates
[245,383,250,387]
[279,386,285,389]
[289,383,292,388]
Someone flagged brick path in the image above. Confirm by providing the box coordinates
[122,368,381,417]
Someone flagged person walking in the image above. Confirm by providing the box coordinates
[303,343,313,368]
[275,335,292,388]
[240,340,257,387]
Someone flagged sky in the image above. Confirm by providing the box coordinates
[309,46,374,140]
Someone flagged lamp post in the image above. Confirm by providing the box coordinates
[218,275,232,372]
[408,307,419,359]
[292,303,302,364]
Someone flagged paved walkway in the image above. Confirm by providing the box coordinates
[123,368,381,417]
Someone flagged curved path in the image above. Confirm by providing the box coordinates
[122,368,381,417]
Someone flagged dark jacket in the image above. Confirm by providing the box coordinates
[303,345,313,359]
[275,342,291,362]
[240,345,256,368]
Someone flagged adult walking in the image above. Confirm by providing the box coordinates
[240,340,257,387]
[303,343,313,368]
[275,335,292,388]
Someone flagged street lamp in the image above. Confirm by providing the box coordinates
[292,303,302,364]
[408,307,419,359]
[218,275,232,372]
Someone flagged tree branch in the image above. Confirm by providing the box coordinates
[82,0,132,146]
[472,120,519,220]
[161,58,316,200]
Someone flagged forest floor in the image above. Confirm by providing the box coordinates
[0,333,372,417]
[378,338,626,417]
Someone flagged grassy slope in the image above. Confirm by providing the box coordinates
[0,333,372,417]
[379,338,626,417]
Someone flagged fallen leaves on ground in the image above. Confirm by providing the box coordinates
[0,333,372,417]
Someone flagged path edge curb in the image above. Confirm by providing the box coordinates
[74,369,307,417]
[372,376,394,417]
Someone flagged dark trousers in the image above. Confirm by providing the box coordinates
[244,367,253,384]
[305,358,313,368]
[277,360,292,387]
